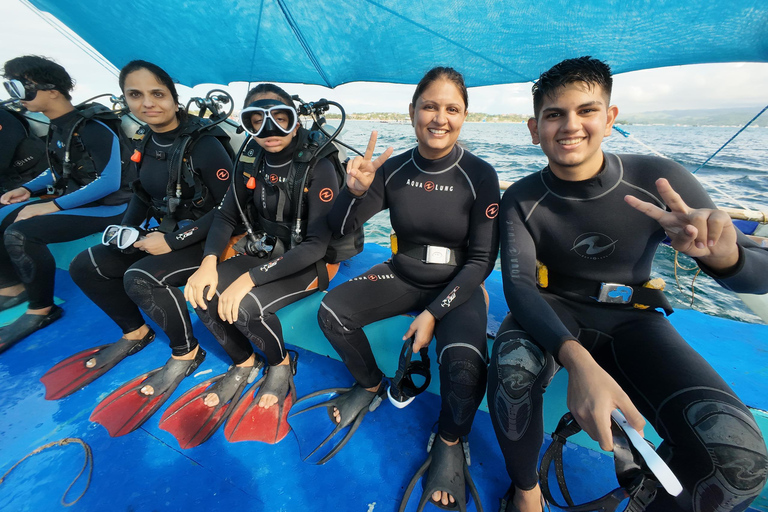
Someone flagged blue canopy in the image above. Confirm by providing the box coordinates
[29,0,768,87]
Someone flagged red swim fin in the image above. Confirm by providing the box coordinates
[224,357,297,444]
[158,364,259,449]
[41,331,155,400]
[90,349,205,437]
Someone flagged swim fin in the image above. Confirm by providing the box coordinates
[41,329,156,400]
[0,305,63,355]
[398,432,483,512]
[288,381,385,465]
[158,361,263,449]
[90,347,206,437]
[224,351,298,444]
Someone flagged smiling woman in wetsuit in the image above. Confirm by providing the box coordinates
[40,61,233,434]
[316,67,500,510]
[174,84,350,448]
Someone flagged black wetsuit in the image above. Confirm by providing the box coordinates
[0,108,130,310]
[489,153,768,510]
[318,145,500,442]
[0,109,46,192]
[69,122,232,356]
[195,134,339,366]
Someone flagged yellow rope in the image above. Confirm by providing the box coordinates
[0,437,93,507]
[673,251,702,306]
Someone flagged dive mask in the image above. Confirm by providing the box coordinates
[539,410,682,512]
[3,79,56,101]
[387,337,431,408]
[239,99,298,138]
[102,225,143,250]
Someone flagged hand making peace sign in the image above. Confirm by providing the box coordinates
[625,178,740,270]
[345,131,394,196]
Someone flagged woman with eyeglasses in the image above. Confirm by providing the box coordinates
[0,55,133,354]
[42,61,232,436]
[175,84,350,447]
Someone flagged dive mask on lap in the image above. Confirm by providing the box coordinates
[3,79,56,101]
[539,410,682,512]
[102,225,143,250]
[387,337,431,408]
[239,99,298,138]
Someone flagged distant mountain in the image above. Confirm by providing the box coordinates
[616,107,768,127]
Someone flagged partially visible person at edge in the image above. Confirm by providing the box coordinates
[183,84,345,432]
[0,104,47,193]
[0,55,133,353]
[317,67,500,508]
[67,60,232,385]
[488,56,768,512]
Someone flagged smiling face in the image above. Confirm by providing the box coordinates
[246,92,299,153]
[527,81,618,181]
[122,68,179,133]
[409,78,468,160]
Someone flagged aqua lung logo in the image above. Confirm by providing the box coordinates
[441,286,460,308]
[406,178,454,192]
[216,169,229,181]
[260,257,282,272]
[351,273,395,282]
[571,233,618,260]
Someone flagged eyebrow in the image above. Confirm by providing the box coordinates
[124,88,166,94]
[541,101,604,113]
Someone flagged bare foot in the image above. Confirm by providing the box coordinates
[88,325,151,368]
[0,284,25,297]
[142,346,201,396]
[332,381,381,423]
[203,392,220,407]
[514,484,544,512]
[258,354,291,409]
[140,384,155,396]
[431,436,459,506]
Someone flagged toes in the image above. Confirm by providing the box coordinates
[432,491,442,504]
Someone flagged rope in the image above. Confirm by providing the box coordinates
[0,437,93,507]
[673,251,702,307]
[612,125,668,158]
[692,104,768,174]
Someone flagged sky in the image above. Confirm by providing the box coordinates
[2,0,767,116]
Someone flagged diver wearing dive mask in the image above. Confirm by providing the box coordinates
[239,99,298,138]
[3,78,56,102]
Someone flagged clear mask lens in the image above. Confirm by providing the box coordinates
[3,80,28,100]
[239,104,297,138]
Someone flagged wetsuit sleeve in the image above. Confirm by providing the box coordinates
[425,167,500,320]
[248,157,338,286]
[53,119,122,210]
[202,178,246,259]
[163,136,233,250]
[660,162,768,294]
[21,168,55,194]
[120,194,150,227]
[499,188,577,358]
[0,110,25,172]
[327,165,387,236]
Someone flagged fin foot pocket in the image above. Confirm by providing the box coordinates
[41,329,156,400]
[0,305,63,355]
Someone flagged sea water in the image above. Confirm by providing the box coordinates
[335,120,768,324]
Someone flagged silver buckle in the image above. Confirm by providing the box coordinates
[597,283,634,304]
[424,245,451,264]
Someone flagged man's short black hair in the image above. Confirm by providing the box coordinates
[532,56,612,117]
[2,55,75,101]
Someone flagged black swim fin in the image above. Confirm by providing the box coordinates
[0,305,63,354]
[90,348,206,437]
[398,432,484,512]
[41,329,156,400]
[288,382,385,465]
[158,360,262,449]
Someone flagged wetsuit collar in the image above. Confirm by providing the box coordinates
[150,122,184,145]
[49,108,82,128]
[539,152,623,201]
[412,144,462,174]
[263,134,299,167]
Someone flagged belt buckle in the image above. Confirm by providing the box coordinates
[597,283,633,304]
[424,245,451,264]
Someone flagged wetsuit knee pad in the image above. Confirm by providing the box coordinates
[685,400,768,512]
[3,229,35,282]
[441,346,486,429]
[123,273,168,327]
[490,336,550,441]
[317,301,349,336]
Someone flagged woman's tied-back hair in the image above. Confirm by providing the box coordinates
[243,84,294,108]
[2,55,75,100]
[119,60,180,106]
[532,56,613,117]
[411,67,468,110]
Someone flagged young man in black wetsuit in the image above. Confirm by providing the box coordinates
[489,56,768,512]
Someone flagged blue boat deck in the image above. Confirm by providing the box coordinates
[0,242,766,511]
